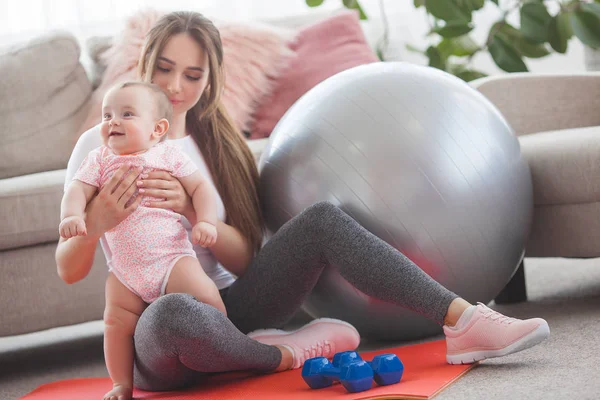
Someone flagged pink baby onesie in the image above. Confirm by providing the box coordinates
[73,142,199,303]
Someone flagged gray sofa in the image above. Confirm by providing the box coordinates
[1,30,599,338]
[1,33,104,337]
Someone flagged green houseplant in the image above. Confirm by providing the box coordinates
[306,0,600,81]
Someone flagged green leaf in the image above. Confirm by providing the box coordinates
[488,34,528,72]
[548,12,572,53]
[498,23,550,58]
[438,35,480,58]
[490,0,499,5]
[425,0,471,23]
[426,46,446,70]
[516,37,551,58]
[581,2,600,17]
[432,21,474,38]
[456,0,485,13]
[520,2,552,43]
[581,3,600,18]
[455,69,488,82]
[414,0,426,7]
[405,44,425,54]
[305,0,324,7]
[447,63,487,81]
[343,0,368,20]
[569,10,600,49]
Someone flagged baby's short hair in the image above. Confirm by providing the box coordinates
[115,81,173,123]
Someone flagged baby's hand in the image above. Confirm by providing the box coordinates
[59,216,87,239]
[192,221,217,248]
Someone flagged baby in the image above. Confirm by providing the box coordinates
[59,81,226,400]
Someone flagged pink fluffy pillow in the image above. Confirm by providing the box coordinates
[78,9,297,137]
[248,10,379,140]
[219,21,296,135]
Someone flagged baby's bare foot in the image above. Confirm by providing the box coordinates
[103,384,132,400]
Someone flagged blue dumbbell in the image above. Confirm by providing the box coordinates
[301,356,374,393]
[302,351,404,393]
[333,351,404,386]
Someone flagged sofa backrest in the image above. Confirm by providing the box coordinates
[0,32,92,179]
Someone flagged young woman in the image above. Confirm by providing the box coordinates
[56,11,549,399]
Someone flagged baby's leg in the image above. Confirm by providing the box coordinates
[165,256,226,315]
[103,272,147,400]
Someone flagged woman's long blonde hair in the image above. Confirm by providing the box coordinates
[138,11,264,253]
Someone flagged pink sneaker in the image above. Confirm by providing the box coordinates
[444,303,550,365]
[247,318,361,369]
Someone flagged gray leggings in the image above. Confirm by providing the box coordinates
[133,202,458,391]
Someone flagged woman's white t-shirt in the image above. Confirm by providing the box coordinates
[64,125,236,290]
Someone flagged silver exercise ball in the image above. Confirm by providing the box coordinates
[258,62,533,341]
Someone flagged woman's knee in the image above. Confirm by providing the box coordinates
[298,201,343,230]
[301,201,340,220]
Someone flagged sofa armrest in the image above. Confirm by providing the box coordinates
[0,169,65,251]
[470,73,600,136]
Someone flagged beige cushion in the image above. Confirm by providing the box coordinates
[519,125,600,206]
[85,35,112,89]
[526,201,600,258]
[473,74,600,137]
[519,125,600,258]
[0,32,92,179]
[0,169,64,251]
[0,242,107,337]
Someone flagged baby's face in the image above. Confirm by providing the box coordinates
[101,86,159,155]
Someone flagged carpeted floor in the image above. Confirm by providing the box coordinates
[1,257,599,400]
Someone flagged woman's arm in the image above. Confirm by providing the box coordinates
[56,234,102,284]
[211,220,253,277]
[178,171,218,226]
[181,202,252,277]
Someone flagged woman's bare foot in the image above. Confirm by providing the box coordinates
[103,384,133,400]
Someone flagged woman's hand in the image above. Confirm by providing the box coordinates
[138,170,194,218]
[85,164,145,238]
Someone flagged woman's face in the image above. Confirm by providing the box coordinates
[152,33,210,117]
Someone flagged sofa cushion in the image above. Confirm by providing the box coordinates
[86,35,113,89]
[1,241,107,336]
[525,201,600,258]
[0,169,65,251]
[0,32,92,179]
[519,125,600,206]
